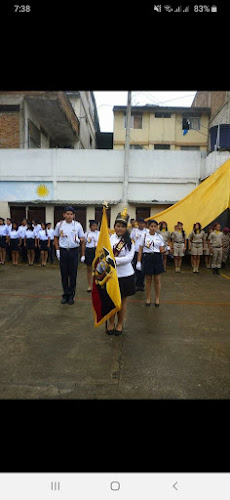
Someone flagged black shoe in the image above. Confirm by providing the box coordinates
[106,329,114,335]
[145,302,151,307]
[155,302,160,307]
[114,329,122,336]
[213,268,217,274]
[68,298,74,305]
[61,297,68,304]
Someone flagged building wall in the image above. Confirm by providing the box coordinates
[0,111,20,148]
[192,91,227,120]
[113,111,209,150]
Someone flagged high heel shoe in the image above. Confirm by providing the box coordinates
[155,302,160,307]
[145,302,151,307]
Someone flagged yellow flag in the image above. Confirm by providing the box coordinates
[91,205,122,327]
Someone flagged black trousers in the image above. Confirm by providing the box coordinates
[49,240,54,263]
[132,251,145,288]
[60,247,79,298]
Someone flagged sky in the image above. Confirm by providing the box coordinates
[93,91,197,132]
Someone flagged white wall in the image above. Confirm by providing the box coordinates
[0,148,227,205]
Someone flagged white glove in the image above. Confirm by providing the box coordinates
[165,246,171,251]
[56,249,60,260]
[136,261,142,271]
[81,255,85,263]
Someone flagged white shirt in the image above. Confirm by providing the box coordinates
[130,227,149,252]
[25,229,35,239]
[5,224,12,235]
[140,232,165,253]
[38,229,50,241]
[32,224,41,237]
[9,229,21,239]
[54,220,85,249]
[18,225,28,238]
[0,224,8,237]
[110,233,135,278]
[47,228,54,240]
[85,230,100,248]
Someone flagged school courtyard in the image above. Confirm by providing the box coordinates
[0,258,229,399]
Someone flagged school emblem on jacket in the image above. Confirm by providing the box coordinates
[93,247,115,287]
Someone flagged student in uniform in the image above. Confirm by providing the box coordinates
[203,227,213,269]
[32,219,42,263]
[37,222,50,267]
[222,227,230,268]
[158,221,171,271]
[188,222,206,273]
[171,221,187,272]
[107,209,135,335]
[24,222,36,265]
[54,206,85,305]
[5,218,12,262]
[0,217,8,264]
[84,220,100,292]
[46,223,54,263]
[130,218,136,229]
[18,218,28,262]
[208,222,224,274]
[130,217,148,291]
[137,219,165,307]
[7,221,21,265]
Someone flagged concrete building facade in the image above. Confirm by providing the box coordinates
[0,91,101,151]
[113,105,210,151]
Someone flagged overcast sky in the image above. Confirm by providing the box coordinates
[94,91,197,132]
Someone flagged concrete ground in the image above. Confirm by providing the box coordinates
[0,258,230,399]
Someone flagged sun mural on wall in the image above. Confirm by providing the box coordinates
[36,184,49,198]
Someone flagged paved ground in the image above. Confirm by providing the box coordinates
[0,258,230,399]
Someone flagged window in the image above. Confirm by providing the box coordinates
[28,120,41,148]
[130,145,143,149]
[136,207,150,220]
[124,113,142,129]
[90,135,92,147]
[182,116,201,131]
[155,112,171,118]
[181,146,200,150]
[154,144,170,150]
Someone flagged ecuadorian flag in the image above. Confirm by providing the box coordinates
[91,204,122,327]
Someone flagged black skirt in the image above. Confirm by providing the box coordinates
[143,252,165,275]
[26,238,35,250]
[40,240,49,251]
[0,236,7,248]
[85,247,96,266]
[118,274,136,299]
[10,238,20,251]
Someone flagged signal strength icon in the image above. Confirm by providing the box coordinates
[183,5,189,11]
[174,5,182,11]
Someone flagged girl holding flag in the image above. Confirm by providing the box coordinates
[107,209,135,335]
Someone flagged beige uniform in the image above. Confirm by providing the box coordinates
[222,233,230,264]
[189,230,205,256]
[208,231,223,268]
[172,230,186,257]
[204,232,211,255]
[158,230,171,255]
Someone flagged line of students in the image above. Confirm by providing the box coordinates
[130,218,230,275]
[0,217,55,266]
